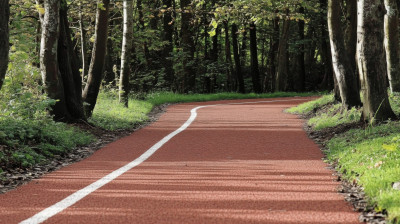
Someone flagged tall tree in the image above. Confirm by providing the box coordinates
[223,20,233,91]
[344,0,357,88]
[384,0,400,92]
[180,0,196,93]
[267,14,279,92]
[161,0,174,88]
[297,7,306,92]
[275,12,290,92]
[79,2,89,83]
[82,0,110,117]
[249,22,262,93]
[0,0,9,90]
[119,0,134,107]
[357,0,396,121]
[40,0,68,120]
[232,23,245,93]
[328,0,362,108]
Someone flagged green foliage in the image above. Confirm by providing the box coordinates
[327,123,400,222]
[286,94,333,114]
[308,104,362,130]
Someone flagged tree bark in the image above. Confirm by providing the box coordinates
[357,0,396,121]
[58,0,86,120]
[345,0,358,89]
[275,13,290,92]
[249,22,261,93]
[224,20,233,91]
[328,0,362,108]
[384,0,400,92]
[297,7,306,92]
[232,23,245,93]
[40,0,70,120]
[82,0,110,117]
[0,0,9,90]
[180,0,196,93]
[119,0,133,107]
[79,2,89,83]
[267,15,279,92]
[162,0,174,88]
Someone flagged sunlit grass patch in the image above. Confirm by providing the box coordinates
[308,104,362,130]
[327,123,400,221]
[286,94,333,114]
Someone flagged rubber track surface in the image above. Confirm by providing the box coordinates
[0,97,359,224]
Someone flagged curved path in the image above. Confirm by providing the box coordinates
[0,97,360,224]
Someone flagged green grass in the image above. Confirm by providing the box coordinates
[327,123,400,222]
[286,94,334,114]
[308,104,362,130]
[288,94,400,223]
[91,91,319,130]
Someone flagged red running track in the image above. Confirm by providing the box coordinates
[0,97,360,224]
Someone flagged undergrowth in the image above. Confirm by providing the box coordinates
[288,93,400,223]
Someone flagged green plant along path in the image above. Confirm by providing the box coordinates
[289,95,400,222]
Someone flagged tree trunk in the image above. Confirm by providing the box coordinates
[119,0,133,107]
[297,7,306,92]
[0,0,9,90]
[180,0,196,93]
[79,2,89,83]
[82,0,110,117]
[249,22,261,93]
[357,0,396,121]
[162,0,174,88]
[267,15,279,92]
[328,0,362,108]
[275,13,290,92]
[345,0,358,90]
[40,0,70,120]
[384,0,400,92]
[232,23,245,93]
[224,20,233,91]
[58,0,86,120]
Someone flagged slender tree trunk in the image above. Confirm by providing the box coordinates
[180,0,196,93]
[82,0,110,117]
[297,7,306,92]
[232,23,245,93]
[241,29,247,68]
[162,0,174,88]
[357,0,396,121]
[0,0,9,90]
[345,0,358,90]
[267,15,279,92]
[119,0,133,107]
[384,0,400,92]
[224,20,233,91]
[328,0,362,108]
[79,3,89,83]
[249,22,261,93]
[275,13,290,92]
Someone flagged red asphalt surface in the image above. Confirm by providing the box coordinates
[0,97,360,224]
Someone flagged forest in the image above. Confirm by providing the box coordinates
[1,0,400,222]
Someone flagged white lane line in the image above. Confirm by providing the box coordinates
[20,98,309,224]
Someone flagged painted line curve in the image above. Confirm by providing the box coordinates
[20,98,308,224]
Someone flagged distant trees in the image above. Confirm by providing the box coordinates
[2,0,400,123]
[0,0,9,90]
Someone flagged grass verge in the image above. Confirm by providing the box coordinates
[91,91,319,130]
[288,95,400,223]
